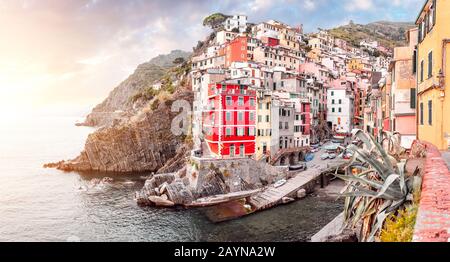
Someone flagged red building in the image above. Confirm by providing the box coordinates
[203,83,256,158]
[225,36,248,67]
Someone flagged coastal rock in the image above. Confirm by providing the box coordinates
[148,196,175,207]
[297,189,307,199]
[159,182,168,195]
[46,89,194,173]
[282,197,295,204]
[195,170,229,198]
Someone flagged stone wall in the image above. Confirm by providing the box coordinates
[412,141,450,242]
[187,157,288,195]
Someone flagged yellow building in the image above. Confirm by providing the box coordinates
[347,58,363,71]
[416,0,450,150]
[255,93,272,161]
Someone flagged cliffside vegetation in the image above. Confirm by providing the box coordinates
[83,50,191,127]
[328,21,415,49]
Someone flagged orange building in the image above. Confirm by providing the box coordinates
[225,36,248,67]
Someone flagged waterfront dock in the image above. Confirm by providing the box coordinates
[249,159,347,211]
[204,158,348,222]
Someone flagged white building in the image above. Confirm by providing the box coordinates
[191,69,226,147]
[226,62,264,88]
[223,15,248,33]
[327,81,354,133]
[215,30,238,45]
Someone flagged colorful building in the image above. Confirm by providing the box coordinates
[255,91,273,160]
[225,36,248,67]
[327,79,354,133]
[415,0,450,150]
[389,28,418,148]
[203,83,257,158]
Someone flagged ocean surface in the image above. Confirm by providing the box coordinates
[0,115,342,242]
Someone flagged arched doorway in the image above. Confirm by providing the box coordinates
[280,156,286,166]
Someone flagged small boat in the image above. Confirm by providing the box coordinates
[274,179,287,188]
[289,163,307,171]
[320,153,330,160]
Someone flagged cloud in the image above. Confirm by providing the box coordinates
[345,0,374,11]
[303,0,316,10]
[0,0,423,114]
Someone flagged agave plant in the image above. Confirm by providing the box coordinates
[336,129,422,242]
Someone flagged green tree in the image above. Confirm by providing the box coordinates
[203,13,228,30]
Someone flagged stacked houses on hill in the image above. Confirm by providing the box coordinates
[191,16,393,162]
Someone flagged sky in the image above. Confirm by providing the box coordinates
[0,0,424,117]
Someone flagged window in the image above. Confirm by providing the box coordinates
[279,122,282,129]
[420,102,424,125]
[238,112,244,121]
[266,103,270,110]
[238,97,244,106]
[410,88,416,109]
[339,99,342,104]
[226,96,232,106]
[226,112,232,122]
[250,98,255,107]
[332,99,335,104]
[428,100,433,125]
[338,108,342,113]
[249,127,255,136]
[413,50,417,74]
[258,103,262,110]
[428,51,433,79]
[331,91,334,96]
[249,112,255,121]
[258,115,262,123]
[285,122,289,129]
[420,60,424,82]
[237,127,244,136]
[332,108,335,113]
[226,128,232,136]
[266,115,270,122]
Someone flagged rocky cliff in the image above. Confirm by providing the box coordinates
[81,50,191,127]
[48,88,193,173]
[46,50,194,173]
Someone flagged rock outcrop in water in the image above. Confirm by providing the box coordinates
[49,89,193,173]
[45,49,195,173]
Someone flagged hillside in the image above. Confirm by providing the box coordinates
[328,21,416,49]
[81,50,191,127]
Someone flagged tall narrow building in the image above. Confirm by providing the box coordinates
[416,0,450,150]
[389,28,418,148]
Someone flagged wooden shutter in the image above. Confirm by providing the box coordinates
[410,88,416,109]
[428,51,433,78]
[433,0,437,26]
[428,100,432,125]
[418,22,422,42]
